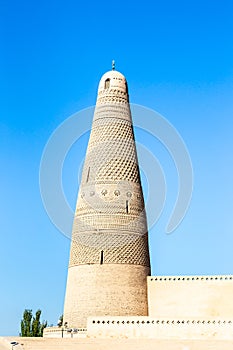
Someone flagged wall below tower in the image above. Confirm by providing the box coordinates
[63,264,150,328]
[85,275,233,340]
[148,275,233,318]
[87,316,233,340]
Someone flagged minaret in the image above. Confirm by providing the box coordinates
[63,66,151,328]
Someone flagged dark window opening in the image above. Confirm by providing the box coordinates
[100,250,104,264]
[105,79,110,89]
[86,167,90,182]
[126,200,129,214]
[125,81,128,94]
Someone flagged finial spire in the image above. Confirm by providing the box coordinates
[112,60,115,70]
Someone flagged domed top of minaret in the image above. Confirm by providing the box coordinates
[97,61,128,96]
[96,64,129,105]
[98,70,128,94]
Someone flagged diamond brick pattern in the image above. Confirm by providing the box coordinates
[63,70,150,329]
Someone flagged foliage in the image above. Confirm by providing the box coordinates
[20,309,47,337]
[58,314,63,326]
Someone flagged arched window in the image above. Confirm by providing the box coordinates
[104,79,110,89]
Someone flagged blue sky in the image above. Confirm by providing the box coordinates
[1,0,233,336]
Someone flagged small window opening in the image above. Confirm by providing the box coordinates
[125,81,128,94]
[105,79,110,89]
[100,250,104,264]
[126,200,129,214]
[86,167,90,183]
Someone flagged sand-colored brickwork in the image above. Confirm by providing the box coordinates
[148,275,233,319]
[87,316,233,339]
[63,264,150,328]
[63,70,150,328]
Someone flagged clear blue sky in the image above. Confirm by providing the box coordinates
[1,0,233,336]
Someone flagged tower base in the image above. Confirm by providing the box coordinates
[63,264,150,328]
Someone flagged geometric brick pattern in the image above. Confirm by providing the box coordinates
[64,69,150,328]
[82,119,139,184]
[69,232,150,266]
[67,69,150,270]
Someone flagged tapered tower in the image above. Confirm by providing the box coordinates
[63,68,151,328]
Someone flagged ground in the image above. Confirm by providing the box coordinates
[1,337,233,350]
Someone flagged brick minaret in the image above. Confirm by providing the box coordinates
[63,68,151,328]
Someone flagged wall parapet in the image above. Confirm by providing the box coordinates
[91,319,232,325]
[147,274,233,319]
[149,275,233,282]
[43,327,87,338]
[87,316,233,339]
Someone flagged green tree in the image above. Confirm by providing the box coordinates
[58,314,63,326]
[21,309,33,337]
[20,309,47,337]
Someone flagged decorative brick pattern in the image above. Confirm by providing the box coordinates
[63,70,150,328]
[69,233,150,266]
[87,316,233,340]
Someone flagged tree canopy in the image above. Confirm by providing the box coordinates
[20,309,47,337]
